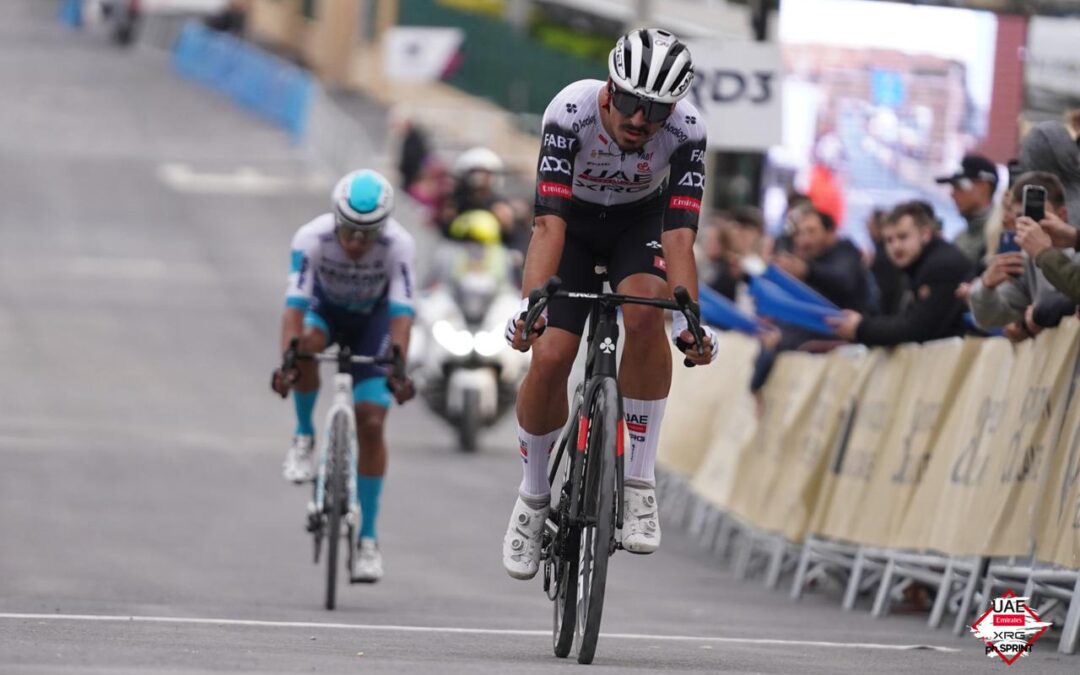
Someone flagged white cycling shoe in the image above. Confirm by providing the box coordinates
[621,484,661,554]
[282,435,315,483]
[351,537,383,583]
[502,496,549,580]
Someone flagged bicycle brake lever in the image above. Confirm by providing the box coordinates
[673,286,706,367]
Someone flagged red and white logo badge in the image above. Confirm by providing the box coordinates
[970,590,1052,665]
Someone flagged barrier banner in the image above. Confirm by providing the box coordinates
[811,346,913,540]
[757,347,875,542]
[892,338,1014,553]
[688,336,764,510]
[846,338,977,548]
[975,319,1080,556]
[656,333,758,478]
[1037,344,1080,568]
[724,351,829,529]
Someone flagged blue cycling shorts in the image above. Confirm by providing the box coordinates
[304,294,392,408]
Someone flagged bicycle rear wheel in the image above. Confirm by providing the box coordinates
[574,378,619,664]
[324,411,350,611]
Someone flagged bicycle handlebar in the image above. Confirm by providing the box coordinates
[279,338,406,387]
[521,276,707,365]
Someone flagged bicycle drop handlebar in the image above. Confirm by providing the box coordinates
[520,275,707,365]
[277,338,407,398]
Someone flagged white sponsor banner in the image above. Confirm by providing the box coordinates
[683,39,782,151]
[383,27,464,83]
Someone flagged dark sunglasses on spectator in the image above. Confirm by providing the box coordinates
[608,83,675,123]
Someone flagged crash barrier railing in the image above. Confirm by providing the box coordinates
[656,318,1080,654]
[171,21,313,141]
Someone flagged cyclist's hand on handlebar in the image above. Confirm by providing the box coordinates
[387,375,416,404]
[271,367,297,398]
[671,311,719,366]
[505,297,547,352]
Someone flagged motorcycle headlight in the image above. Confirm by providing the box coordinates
[433,320,474,357]
[473,330,505,357]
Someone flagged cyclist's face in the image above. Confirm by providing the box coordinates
[337,231,376,259]
[601,87,666,152]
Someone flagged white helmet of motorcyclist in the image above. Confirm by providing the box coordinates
[453,147,504,178]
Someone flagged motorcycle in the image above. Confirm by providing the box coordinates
[409,237,528,452]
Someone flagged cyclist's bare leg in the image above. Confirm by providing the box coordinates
[355,403,388,477]
[294,327,327,394]
[613,273,669,552]
[513,327,580,501]
[355,402,388,544]
[514,327,580,434]
[282,327,327,481]
[615,273,671,400]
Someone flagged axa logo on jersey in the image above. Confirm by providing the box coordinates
[540,156,572,175]
[678,171,705,188]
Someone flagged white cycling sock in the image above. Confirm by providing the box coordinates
[623,397,667,487]
[517,426,561,502]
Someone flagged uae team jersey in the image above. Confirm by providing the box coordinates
[284,214,416,318]
[533,79,707,231]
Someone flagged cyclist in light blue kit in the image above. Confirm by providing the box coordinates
[271,169,416,582]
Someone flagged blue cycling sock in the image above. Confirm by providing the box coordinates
[293,390,317,437]
[357,475,383,541]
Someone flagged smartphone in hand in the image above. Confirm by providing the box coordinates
[999,230,1021,253]
[1022,184,1047,222]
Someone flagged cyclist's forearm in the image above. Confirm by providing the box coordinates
[661,228,700,301]
[280,307,305,353]
[521,215,567,296]
[389,316,411,361]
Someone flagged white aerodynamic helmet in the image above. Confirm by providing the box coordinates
[332,169,393,231]
[452,146,504,177]
[608,28,694,104]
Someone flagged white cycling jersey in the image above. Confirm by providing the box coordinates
[285,214,416,318]
[534,79,707,230]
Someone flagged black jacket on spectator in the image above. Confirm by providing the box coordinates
[871,240,906,315]
[855,237,973,346]
[706,259,741,301]
[806,240,872,312]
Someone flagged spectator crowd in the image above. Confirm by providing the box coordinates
[696,109,1080,394]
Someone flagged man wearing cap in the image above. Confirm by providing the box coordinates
[935,154,998,266]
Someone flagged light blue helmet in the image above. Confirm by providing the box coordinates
[332,169,394,231]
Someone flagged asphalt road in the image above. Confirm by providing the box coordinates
[1,3,1077,673]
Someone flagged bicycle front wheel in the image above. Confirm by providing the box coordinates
[324,411,350,611]
[575,378,619,664]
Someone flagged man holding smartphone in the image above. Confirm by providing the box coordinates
[968,172,1075,336]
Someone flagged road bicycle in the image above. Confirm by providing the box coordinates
[278,338,404,610]
[520,274,704,664]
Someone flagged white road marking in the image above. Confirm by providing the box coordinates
[157,163,332,195]
[0,613,961,652]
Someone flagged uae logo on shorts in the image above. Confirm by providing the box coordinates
[599,338,615,354]
[646,240,662,250]
[969,590,1052,665]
